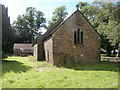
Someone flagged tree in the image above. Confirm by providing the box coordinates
[13,7,46,43]
[78,2,120,56]
[35,11,47,32]
[2,5,13,58]
[96,2,120,56]
[48,5,68,29]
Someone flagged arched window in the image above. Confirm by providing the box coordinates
[74,31,77,44]
[74,28,83,45]
[81,31,83,44]
[77,28,80,44]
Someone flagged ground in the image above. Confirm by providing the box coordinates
[2,56,118,88]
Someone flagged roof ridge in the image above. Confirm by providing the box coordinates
[41,19,63,40]
[32,9,100,43]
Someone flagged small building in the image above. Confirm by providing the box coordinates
[13,43,33,56]
[32,9,101,66]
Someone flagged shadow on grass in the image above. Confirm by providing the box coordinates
[2,59,32,75]
[62,61,118,72]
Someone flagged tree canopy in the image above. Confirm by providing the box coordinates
[13,7,46,43]
[2,5,13,57]
[78,2,120,56]
[48,5,68,29]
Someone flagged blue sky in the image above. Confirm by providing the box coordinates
[1,0,93,33]
[1,0,94,24]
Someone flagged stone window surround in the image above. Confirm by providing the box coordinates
[74,28,83,46]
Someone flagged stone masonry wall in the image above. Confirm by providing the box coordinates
[38,39,45,61]
[52,11,101,66]
[33,43,38,61]
[44,37,53,65]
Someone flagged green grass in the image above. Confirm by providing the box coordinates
[2,56,118,88]
[101,54,107,57]
[101,54,119,57]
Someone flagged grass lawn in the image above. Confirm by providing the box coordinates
[2,56,118,88]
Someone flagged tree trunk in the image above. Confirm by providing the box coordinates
[116,43,120,57]
[113,48,116,54]
[106,44,111,56]
[106,49,111,56]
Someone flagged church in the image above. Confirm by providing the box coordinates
[32,8,101,66]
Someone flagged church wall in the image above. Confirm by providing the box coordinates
[44,37,54,65]
[33,43,38,61]
[52,11,101,66]
[36,37,45,61]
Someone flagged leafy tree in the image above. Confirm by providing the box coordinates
[48,5,68,29]
[35,11,47,32]
[13,7,46,43]
[78,2,120,56]
[95,2,120,56]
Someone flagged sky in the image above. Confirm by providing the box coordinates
[1,0,93,33]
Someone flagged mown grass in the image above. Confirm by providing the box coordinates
[2,56,118,88]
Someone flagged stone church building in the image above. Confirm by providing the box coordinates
[32,9,101,66]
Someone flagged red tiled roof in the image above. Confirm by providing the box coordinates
[13,43,33,50]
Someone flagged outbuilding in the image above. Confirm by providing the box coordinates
[13,43,33,56]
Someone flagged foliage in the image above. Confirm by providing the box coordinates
[13,7,46,43]
[2,56,118,88]
[2,5,13,57]
[48,5,68,29]
[78,2,120,56]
